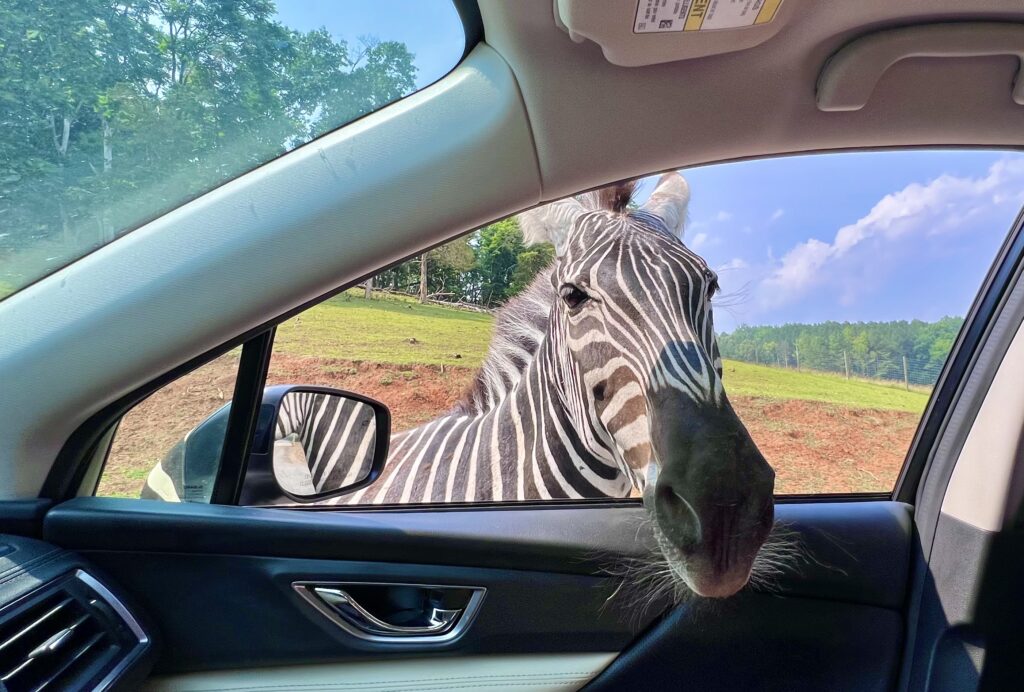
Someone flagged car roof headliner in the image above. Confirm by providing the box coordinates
[480,0,1024,200]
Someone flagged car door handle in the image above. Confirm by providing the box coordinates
[313,586,461,636]
[293,581,486,646]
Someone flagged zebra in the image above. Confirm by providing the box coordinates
[339,173,775,598]
[145,173,776,598]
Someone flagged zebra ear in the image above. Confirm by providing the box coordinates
[517,197,587,256]
[640,173,690,241]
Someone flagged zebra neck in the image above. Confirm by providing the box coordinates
[350,340,631,504]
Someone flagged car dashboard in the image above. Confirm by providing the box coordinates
[0,534,153,691]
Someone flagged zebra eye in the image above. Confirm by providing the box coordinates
[704,269,720,299]
[560,284,590,310]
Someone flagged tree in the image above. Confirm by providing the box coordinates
[0,0,418,292]
[717,317,966,386]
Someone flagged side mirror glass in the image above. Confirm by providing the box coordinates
[270,387,390,502]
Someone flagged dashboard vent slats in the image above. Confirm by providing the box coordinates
[0,571,147,692]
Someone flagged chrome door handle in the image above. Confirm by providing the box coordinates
[293,581,486,646]
[313,587,461,636]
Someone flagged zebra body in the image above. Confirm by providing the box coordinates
[147,173,777,600]
[346,278,634,504]
[339,178,709,505]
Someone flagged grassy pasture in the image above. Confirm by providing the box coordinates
[276,290,929,414]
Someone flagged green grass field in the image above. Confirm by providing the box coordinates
[275,291,930,414]
[274,290,494,365]
[721,360,928,413]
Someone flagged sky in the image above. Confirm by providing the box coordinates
[266,4,1024,334]
[631,150,1024,332]
[271,0,466,89]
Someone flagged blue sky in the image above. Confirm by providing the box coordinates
[633,151,1024,332]
[272,1,465,89]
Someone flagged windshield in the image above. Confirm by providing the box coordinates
[0,0,465,300]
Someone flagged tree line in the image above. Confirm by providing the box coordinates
[370,218,555,309]
[717,317,964,385]
[0,0,416,288]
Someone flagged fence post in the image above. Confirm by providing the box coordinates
[795,345,800,371]
[843,351,850,379]
[903,355,910,391]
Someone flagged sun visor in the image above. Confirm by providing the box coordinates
[553,0,791,66]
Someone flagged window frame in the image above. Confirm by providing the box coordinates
[51,159,1024,508]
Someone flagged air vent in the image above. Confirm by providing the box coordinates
[0,571,147,691]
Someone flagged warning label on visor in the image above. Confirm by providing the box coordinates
[634,0,783,34]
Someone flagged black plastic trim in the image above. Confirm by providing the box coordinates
[44,498,913,610]
[454,0,484,59]
[0,500,53,538]
[250,491,893,512]
[211,330,274,505]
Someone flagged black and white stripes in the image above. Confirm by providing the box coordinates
[276,391,377,494]
[332,173,726,505]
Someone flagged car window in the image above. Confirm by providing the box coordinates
[99,350,240,500]
[0,0,464,301]
[95,150,1024,503]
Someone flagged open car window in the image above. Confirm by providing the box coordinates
[96,149,1024,503]
[0,0,465,300]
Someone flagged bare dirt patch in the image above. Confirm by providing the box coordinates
[100,355,918,498]
[731,397,918,494]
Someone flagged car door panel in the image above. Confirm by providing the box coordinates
[41,498,911,685]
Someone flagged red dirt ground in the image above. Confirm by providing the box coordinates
[100,355,917,497]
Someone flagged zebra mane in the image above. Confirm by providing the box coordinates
[454,181,638,415]
[453,268,553,415]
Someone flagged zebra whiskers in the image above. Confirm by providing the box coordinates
[597,520,809,624]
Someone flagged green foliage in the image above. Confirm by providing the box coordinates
[373,217,556,308]
[718,317,964,386]
[0,0,417,292]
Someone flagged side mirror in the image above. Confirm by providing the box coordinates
[266,386,390,502]
[142,384,390,505]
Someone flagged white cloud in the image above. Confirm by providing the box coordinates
[769,208,784,223]
[715,210,733,222]
[690,232,709,249]
[759,158,1024,308]
[718,257,749,271]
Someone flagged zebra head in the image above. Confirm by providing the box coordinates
[520,173,775,598]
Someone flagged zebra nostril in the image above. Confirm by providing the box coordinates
[593,383,607,401]
[656,483,701,553]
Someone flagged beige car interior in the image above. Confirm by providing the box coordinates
[1,0,1024,689]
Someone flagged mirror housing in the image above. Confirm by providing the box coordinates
[251,385,390,503]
